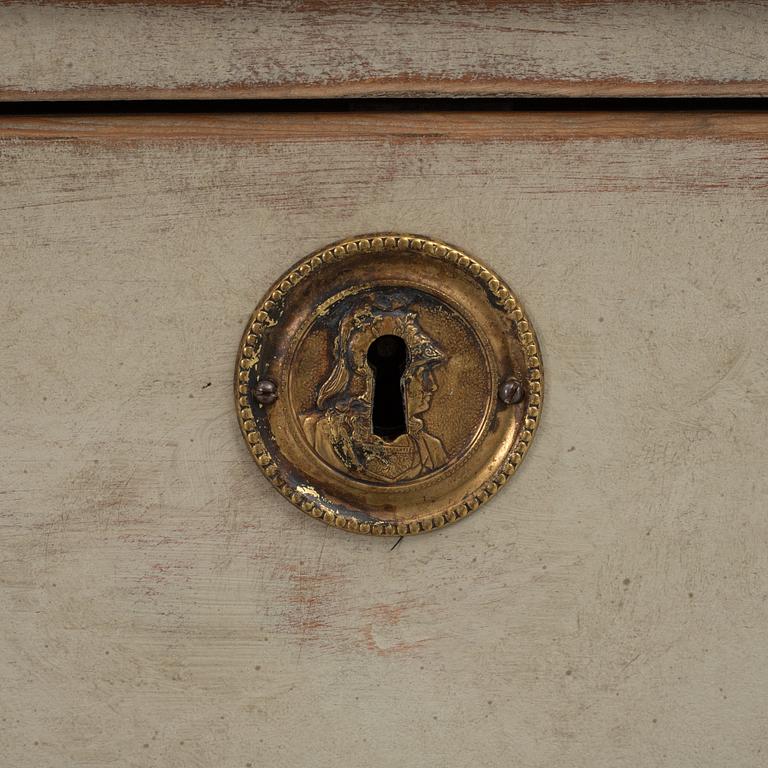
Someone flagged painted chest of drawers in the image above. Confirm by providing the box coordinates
[1,3,767,767]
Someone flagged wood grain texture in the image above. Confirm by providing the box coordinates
[1,112,768,767]
[4,110,768,142]
[2,1,768,100]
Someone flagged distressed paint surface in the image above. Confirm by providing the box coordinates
[1,113,767,767]
[2,0,768,99]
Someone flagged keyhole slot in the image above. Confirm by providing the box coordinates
[366,334,408,440]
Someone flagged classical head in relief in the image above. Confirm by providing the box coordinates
[301,293,447,482]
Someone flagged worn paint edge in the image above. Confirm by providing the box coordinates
[2,78,768,102]
[2,112,768,143]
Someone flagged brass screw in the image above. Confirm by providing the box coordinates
[499,378,524,405]
[254,379,278,405]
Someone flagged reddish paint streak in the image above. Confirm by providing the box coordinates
[359,624,431,657]
[366,603,406,626]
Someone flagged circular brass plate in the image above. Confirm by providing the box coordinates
[235,234,543,535]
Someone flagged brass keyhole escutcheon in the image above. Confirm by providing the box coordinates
[235,234,543,535]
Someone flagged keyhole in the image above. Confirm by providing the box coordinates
[367,334,408,440]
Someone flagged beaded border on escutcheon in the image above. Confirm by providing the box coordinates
[235,234,544,536]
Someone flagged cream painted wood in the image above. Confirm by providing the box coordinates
[1,114,766,767]
[2,1,768,99]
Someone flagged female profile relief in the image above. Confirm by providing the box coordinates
[300,293,448,482]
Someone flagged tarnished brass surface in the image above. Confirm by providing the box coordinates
[235,234,543,535]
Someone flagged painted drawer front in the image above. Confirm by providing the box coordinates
[1,113,766,767]
[2,1,768,100]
